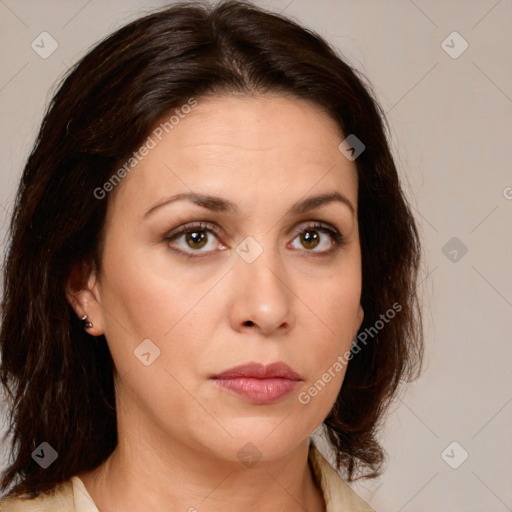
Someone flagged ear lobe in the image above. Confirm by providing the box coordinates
[65,260,104,336]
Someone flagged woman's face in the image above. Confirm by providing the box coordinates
[79,93,363,463]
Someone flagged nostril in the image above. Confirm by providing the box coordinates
[244,321,255,327]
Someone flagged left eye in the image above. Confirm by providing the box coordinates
[289,224,342,252]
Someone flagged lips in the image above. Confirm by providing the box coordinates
[211,362,302,405]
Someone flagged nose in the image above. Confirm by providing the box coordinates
[228,243,295,337]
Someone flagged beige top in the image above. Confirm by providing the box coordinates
[0,442,375,511]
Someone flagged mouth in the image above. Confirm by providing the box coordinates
[210,362,302,405]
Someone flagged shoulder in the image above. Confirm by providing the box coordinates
[0,480,74,512]
[309,441,376,512]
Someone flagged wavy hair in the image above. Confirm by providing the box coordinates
[0,0,423,498]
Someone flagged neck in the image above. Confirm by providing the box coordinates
[79,428,325,512]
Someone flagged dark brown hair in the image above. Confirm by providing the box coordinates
[0,0,423,498]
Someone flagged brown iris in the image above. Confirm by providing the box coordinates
[186,230,208,249]
[300,230,320,249]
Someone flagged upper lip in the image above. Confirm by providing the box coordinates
[212,362,302,380]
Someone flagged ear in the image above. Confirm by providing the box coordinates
[354,303,364,337]
[65,260,105,336]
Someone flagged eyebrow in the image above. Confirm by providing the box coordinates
[143,190,355,219]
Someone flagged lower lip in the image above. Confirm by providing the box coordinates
[212,377,301,405]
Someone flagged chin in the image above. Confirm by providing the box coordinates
[198,415,314,462]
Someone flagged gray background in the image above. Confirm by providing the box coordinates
[1,1,511,510]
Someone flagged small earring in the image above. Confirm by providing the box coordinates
[80,315,93,331]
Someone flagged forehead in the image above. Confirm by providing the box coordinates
[171,93,342,148]
[108,93,358,217]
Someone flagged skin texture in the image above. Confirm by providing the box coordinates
[67,93,364,512]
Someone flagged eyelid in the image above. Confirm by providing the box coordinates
[165,221,221,240]
[292,219,339,236]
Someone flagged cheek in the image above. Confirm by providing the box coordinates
[98,240,224,386]
[296,329,352,421]
[295,272,362,410]
[309,267,362,341]
[99,241,194,337]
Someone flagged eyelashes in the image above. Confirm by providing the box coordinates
[164,220,346,259]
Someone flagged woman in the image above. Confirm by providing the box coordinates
[0,1,423,510]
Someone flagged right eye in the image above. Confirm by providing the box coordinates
[165,222,228,258]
